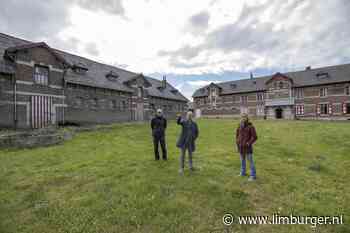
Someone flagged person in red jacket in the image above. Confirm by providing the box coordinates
[236,113,258,181]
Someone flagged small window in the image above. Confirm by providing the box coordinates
[110,100,118,109]
[34,65,49,85]
[257,93,264,101]
[241,95,248,104]
[320,104,328,114]
[92,98,98,108]
[138,87,143,98]
[121,100,127,111]
[279,81,284,89]
[295,89,304,99]
[345,86,350,96]
[320,88,328,97]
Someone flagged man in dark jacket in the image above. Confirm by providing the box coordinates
[236,113,257,181]
[176,111,199,174]
[151,109,167,160]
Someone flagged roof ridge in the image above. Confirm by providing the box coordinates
[0,32,33,44]
[208,63,350,87]
[54,48,139,75]
[0,32,139,76]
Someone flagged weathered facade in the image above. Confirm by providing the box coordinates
[0,33,188,129]
[193,65,350,120]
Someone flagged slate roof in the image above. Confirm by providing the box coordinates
[193,63,350,97]
[0,32,188,102]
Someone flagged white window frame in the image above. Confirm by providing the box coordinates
[256,93,264,101]
[241,95,248,104]
[295,89,304,99]
[34,65,49,86]
[320,87,328,97]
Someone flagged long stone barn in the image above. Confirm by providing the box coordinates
[192,65,350,120]
[0,33,188,129]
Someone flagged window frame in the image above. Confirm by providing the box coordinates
[345,86,350,96]
[319,103,329,115]
[256,93,264,101]
[33,64,49,86]
[240,95,248,104]
[295,88,304,99]
[319,87,328,97]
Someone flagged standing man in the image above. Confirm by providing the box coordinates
[236,113,258,181]
[176,111,199,174]
[151,109,167,161]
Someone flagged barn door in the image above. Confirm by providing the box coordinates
[31,95,53,129]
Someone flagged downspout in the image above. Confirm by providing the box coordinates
[62,67,67,126]
[13,59,18,129]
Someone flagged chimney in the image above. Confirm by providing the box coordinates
[162,75,167,88]
[250,72,254,79]
[306,66,311,70]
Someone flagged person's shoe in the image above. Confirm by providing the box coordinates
[238,173,246,177]
[248,176,256,181]
[189,167,195,172]
[178,169,184,175]
[163,158,168,161]
[155,158,160,161]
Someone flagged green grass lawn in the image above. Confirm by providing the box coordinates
[0,119,349,233]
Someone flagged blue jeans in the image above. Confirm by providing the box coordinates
[240,153,256,178]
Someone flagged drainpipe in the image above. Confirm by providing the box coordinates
[62,68,67,126]
[13,63,18,129]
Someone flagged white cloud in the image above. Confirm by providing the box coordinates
[1,0,350,99]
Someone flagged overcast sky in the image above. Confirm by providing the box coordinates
[1,0,350,99]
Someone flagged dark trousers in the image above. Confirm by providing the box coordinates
[153,136,167,160]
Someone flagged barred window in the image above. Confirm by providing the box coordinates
[34,65,49,85]
[295,105,304,115]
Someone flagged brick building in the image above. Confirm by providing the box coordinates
[0,33,188,129]
[193,65,350,120]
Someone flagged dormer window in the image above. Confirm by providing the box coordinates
[230,84,237,89]
[171,89,178,95]
[316,72,329,79]
[105,71,119,81]
[73,62,88,75]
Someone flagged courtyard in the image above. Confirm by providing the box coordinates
[0,119,349,233]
